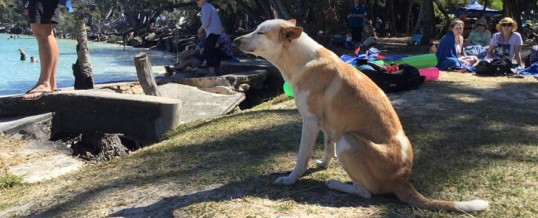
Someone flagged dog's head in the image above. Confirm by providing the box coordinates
[234,19,303,58]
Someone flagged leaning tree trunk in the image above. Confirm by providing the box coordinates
[73,12,94,89]
[420,0,434,45]
[71,11,128,161]
[433,0,450,38]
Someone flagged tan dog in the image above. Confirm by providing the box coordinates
[234,19,489,212]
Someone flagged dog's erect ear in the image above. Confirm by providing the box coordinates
[287,19,297,26]
[282,26,303,42]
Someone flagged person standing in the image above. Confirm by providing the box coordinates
[347,0,366,48]
[486,17,523,67]
[22,0,73,100]
[375,17,383,36]
[19,48,26,61]
[196,0,223,77]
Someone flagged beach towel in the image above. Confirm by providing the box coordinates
[435,32,462,70]
[463,45,489,59]
[520,62,538,76]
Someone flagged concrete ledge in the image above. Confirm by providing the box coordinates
[0,90,182,141]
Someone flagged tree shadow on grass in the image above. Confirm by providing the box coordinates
[109,173,402,217]
[28,78,537,217]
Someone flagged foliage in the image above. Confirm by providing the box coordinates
[0,175,23,189]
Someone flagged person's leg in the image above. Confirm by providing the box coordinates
[179,49,199,63]
[23,0,60,99]
[204,34,219,76]
[351,27,362,48]
[172,59,194,71]
[27,23,57,92]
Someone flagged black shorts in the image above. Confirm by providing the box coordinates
[26,0,61,24]
[351,27,363,43]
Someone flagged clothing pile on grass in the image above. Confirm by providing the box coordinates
[520,45,538,76]
[341,47,435,93]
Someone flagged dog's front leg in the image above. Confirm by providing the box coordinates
[274,116,320,185]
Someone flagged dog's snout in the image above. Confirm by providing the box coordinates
[233,37,243,47]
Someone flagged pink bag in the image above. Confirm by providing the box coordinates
[418,67,439,81]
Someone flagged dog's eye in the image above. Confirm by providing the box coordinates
[257,32,264,35]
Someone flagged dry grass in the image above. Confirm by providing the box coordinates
[0,136,26,174]
[0,72,537,217]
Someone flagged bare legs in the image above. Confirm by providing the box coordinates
[23,23,58,99]
[459,55,479,66]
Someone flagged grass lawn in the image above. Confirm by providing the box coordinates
[0,72,537,217]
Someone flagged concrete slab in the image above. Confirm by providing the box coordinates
[8,153,84,183]
[157,83,245,123]
[0,113,52,139]
[0,90,182,141]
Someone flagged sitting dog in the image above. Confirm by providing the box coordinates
[234,19,489,212]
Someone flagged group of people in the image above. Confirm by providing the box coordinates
[436,16,523,71]
[18,48,38,63]
[20,0,226,100]
[346,0,388,49]
[165,0,235,77]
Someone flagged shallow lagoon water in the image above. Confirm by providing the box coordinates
[0,33,175,95]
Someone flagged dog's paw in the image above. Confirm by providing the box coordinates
[273,176,297,185]
[314,160,329,169]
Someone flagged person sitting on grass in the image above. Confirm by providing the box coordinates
[465,17,491,47]
[486,17,523,68]
[435,19,479,71]
[164,30,207,76]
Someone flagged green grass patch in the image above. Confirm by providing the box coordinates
[0,175,23,189]
[0,73,536,217]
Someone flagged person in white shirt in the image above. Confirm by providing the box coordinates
[486,17,523,67]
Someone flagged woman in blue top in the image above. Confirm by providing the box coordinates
[347,0,366,48]
[435,19,479,71]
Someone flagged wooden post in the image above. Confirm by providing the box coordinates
[134,52,162,96]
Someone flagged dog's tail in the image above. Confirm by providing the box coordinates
[394,180,489,212]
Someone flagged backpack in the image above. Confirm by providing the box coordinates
[356,59,425,93]
[475,59,512,76]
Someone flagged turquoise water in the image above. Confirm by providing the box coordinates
[0,33,175,96]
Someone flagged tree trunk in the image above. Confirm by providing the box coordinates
[433,0,450,38]
[503,0,523,31]
[234,0,265,23]
[413,1,424,35]
[388,0,396,37]
[406,0,413,35]
[420,0,434,45]
[73,13,94,90]
[253,0,273,19]
[73,132,127,161]
[70,10,128,162]
[134,52,162,96]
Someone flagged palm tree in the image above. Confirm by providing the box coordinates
[68,2,128,161]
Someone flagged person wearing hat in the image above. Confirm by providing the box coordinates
[486,17,523,67]
[465,17,491,46]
